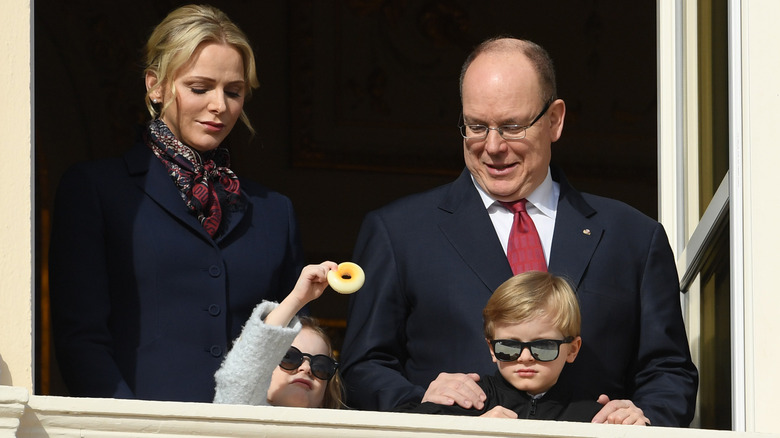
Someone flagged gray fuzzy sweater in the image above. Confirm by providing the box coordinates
[213,301,300,405]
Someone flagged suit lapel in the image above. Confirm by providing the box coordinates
[438,169,514,294]
[547,167,602,289]
[123,143,213,241]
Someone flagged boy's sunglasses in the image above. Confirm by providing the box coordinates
[279,346,339,381]
[490,337,574,362]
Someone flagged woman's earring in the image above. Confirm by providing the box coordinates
[152,99,158,104]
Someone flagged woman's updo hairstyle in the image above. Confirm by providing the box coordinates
[143,4,260,135]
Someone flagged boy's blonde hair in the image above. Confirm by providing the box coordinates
[483,271,581,339]
[143,4,260,135]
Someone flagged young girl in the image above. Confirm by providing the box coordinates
[214,263,345,408]
[266,317,344,409]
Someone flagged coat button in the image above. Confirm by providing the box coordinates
[208,265,221,277]
[208,304,221,316]
[209,345,223,357]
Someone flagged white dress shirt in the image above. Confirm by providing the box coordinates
[472,168,560,265]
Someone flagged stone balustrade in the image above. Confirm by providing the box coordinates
[1,385,771,438]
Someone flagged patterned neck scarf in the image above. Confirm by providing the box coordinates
[144,118,244,238]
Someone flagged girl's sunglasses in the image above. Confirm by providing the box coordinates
[490,337,574,362]
[279,346,339,381]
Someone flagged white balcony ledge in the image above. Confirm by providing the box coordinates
[0,386,770,438]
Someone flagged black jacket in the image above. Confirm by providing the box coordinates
[398,371,602,422]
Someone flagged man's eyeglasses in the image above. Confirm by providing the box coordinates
[490,337,574,362]
[459,99,553,141]
[279,346,339,381]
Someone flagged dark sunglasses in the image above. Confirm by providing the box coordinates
[279,346,339,381]
[490,337,574,362]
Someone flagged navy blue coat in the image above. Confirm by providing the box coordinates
[340,166,697,426]
[49,143,304,402]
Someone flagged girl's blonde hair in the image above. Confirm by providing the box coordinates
[483,271,581,340]
[299,316,346,409]
[143,4,260,135]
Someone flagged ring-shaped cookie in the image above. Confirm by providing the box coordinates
[327,262,365,294]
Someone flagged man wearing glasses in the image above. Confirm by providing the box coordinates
[340,36,697,426]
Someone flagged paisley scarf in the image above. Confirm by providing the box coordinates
[144,118,244,238]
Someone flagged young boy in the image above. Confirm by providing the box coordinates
[399,271,602,421]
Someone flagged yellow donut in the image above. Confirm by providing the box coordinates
[327,262,365,294]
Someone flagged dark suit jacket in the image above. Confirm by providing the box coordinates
[49,142,304,402]
[398,371,602,422]
[340,167,697,426]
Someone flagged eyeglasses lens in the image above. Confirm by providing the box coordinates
[279,348,302,370]
[493,339,562,362]
[279,347,337,380]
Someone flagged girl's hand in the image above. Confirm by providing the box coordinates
[290,261,339,305]
[263,261,337,327]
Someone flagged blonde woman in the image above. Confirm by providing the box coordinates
[49,4,304,402]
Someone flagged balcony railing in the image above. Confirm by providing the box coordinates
[0,385,765,438]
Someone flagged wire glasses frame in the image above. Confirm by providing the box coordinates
[490,337,574,362]
[459,99,553,141]
[278,346,339,381]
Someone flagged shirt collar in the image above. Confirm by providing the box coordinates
[472,168,555,218]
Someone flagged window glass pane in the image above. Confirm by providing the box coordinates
[697,221,731,429]
[695,0,732,429]
[698,0,729,214]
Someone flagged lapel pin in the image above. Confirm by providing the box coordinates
[582,229,591,236]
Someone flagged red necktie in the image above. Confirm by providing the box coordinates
[500,199,547,274]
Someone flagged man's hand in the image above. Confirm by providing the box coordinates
[591,394,650,425]
[421,372,486,409]
[480,406,517,418]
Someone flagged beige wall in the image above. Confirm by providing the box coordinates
[742,0,780,432]
[0,0,32,390]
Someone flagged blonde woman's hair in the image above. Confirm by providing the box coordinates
[299,316,346,409]
[483,271,581,339]
[143,4,260,135]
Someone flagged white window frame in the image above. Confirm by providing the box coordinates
[658,0,745,431]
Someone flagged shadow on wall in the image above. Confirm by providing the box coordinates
[0,354,7,386]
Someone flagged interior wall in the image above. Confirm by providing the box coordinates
[34,0,657,395]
